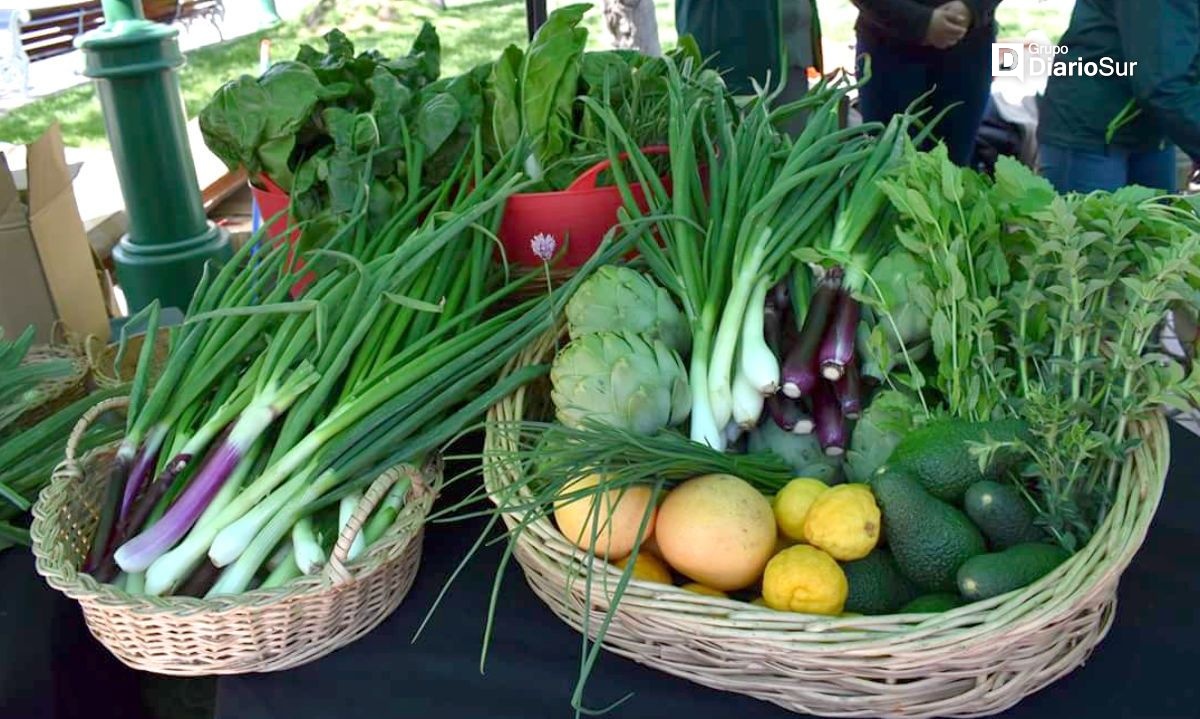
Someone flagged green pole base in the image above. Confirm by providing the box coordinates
[113,221,232,312]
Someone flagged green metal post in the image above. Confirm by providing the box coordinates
[78,1,231,313]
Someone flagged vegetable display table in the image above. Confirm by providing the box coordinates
[216,425,1200,719]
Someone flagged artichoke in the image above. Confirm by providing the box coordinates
[747,420,841,483]
[550,332,690,434]
[844,389,921,483]
[565,266,690,354]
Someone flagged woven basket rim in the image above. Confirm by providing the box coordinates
[30,442,441,614]
[481,327,1171,642]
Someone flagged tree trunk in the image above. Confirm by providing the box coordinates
[602,0,662,56]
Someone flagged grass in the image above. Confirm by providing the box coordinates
[0,0,1073,150]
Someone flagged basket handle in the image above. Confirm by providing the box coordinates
[325,464,430,585]
[64,397,130,466]
[566,144,670,193]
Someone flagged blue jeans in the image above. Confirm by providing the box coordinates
[856,28,994,167]
[1039,143,1177,193]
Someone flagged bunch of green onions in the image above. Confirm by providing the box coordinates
[85,141,637,597]
[0,385,127,550]
[583,65,889,449]
[0,326,75,434]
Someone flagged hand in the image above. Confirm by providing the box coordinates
[925,1,971,49]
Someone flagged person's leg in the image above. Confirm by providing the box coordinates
[855,31,928,126]
[927,30,994,166]
[1039,143,1129,193]
[1126,145,1178,192]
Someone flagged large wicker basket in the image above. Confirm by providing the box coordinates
[482,331,1171,718]
[31,398,439,676]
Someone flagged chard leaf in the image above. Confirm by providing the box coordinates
[490,44,524,154]
[416,93,462,156]
[199,75,268,175]
[519,4,589,166]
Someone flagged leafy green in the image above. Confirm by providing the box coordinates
[199,23,465,246]
[489,45,524,156]
[519,3,589,175]
[877,142,1200,548]
[479,4,715,191]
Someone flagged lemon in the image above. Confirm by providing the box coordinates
[613,552,672,584]
[761,545,848,615]
[680,582,728,598]
[802,483,881,561]
[772,478,829,541]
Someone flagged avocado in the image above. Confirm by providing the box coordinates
[842,549,920,615]
[900,593,963,613]
[964,480,1044,550]
[870,470,987,593]
[887,419,1029,504]
[957,542,1071,602]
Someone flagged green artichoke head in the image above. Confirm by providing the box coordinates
[565,266,690,354]
[550,331,691,435]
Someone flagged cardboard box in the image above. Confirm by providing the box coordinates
[0,125,111,342]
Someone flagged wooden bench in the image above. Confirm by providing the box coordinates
[15,1,224,66]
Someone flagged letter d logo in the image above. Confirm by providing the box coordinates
[991,43,1024,78]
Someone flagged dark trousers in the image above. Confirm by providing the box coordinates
[856,28,994,166]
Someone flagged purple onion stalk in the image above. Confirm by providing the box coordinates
[113,368,319,574]
[817,290,860,382]
[119,426,168,522]
[781,268,842,398]
[813,381,846,456]
[834,361,863,420]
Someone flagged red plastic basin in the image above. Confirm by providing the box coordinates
[497,146,670,267]
[248,175,314,296]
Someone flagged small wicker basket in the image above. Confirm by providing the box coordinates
[483,331,1171,718]
[31,398,439,676]
[9,344,89,430]
[85,330,171,390]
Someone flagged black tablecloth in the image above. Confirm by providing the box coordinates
[3,426,1194,719]
[214,423,1200,719]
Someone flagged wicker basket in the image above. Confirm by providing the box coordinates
[31,398,439,676]
[85,329,171,390]
[482,331,1172,718]
[9,344,89,430]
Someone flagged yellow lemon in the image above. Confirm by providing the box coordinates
[773,478,829,541]
[761,545,848,615]
[613,552,672,584]
[680,582,728,598]
[802,484,881,561]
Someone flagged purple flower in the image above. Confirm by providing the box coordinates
[530,233,558,262]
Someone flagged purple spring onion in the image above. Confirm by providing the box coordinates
[817,290,860,382]
[83,446,136,574]
[834,361,863,420]
[113,369,318,573]
[813,381,846,457]
[119,426,168,523]
[767,393,808,433]
[781,268,842,398]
